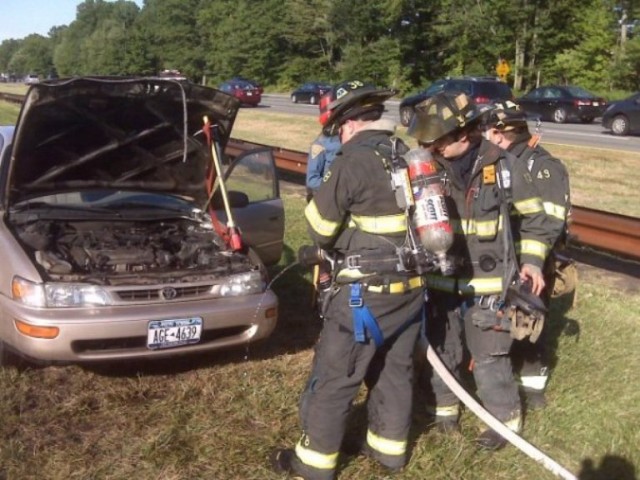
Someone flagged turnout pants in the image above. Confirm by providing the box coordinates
[424,292,521,426]
[294,285,424,480]
[510,259,555,394]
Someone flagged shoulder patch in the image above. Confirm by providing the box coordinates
[311,144,326,158]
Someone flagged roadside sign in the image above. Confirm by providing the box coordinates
[496,59,510,79]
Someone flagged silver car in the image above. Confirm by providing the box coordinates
[0,77,284,365]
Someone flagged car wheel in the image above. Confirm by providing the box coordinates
[309,95,317,105]
[610,114,629,136]
[400,106,414,127]
[553,107,567,123]
[291,94,298,104]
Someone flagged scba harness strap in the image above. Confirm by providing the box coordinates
[350,283,384,347]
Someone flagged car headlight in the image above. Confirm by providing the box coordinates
[12,277,111,307]
[212,270,266,297]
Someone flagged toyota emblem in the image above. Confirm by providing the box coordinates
[161,287,178,300]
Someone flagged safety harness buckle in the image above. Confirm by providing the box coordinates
[345,254,362,269]
[476,295,501,312]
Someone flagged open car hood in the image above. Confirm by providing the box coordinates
[6,76,240,206]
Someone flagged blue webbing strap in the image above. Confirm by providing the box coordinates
[350,283,384,347]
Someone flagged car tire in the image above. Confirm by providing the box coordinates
[400,106,414,127]
[309,94,317,105]
[610,114,630,136]
[291,94,298,104]
[553,107,567,123]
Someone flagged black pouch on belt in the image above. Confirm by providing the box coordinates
[467,305,500,330]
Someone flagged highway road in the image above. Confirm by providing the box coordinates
[261,94,640,153]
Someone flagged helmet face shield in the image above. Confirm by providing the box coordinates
[407,92,484,144]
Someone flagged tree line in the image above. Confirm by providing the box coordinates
[1,0,639,96]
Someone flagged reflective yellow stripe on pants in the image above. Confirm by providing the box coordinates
[366,429,407,456]
[295,442,338,470]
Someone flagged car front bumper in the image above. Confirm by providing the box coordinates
[0,291,278,363]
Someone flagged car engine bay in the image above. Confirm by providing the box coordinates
[14,218,254,285]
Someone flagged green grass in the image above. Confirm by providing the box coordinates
[0,194,639,480]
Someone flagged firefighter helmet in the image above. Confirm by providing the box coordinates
[407,91,486,145]
[486,100,528,131]
[318,90,334,127]
[323,80,395,133]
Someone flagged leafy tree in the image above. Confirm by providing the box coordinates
[8,35,53,76]
[0,39,22,75]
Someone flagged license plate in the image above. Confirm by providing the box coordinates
[147,317,202,350]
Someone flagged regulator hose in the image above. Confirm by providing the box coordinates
[425,345,577,480]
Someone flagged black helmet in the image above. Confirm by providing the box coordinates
[323,80,395,133]
[485,100,528,131]
[407,91,485,145]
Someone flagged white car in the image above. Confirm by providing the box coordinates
[0,76,285,365]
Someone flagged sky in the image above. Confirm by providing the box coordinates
[1,0,144,43]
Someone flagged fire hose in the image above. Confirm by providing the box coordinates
[425,344,577,480]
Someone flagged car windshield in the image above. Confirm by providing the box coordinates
[565,86,595,98]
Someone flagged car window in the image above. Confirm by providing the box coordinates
[565,86,593,98]
[424,80,446,96]
[543,88,560,99]
[477,82,512,98]
[225,150,278,203]
[445,80,472,95]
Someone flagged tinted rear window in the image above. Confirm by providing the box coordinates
[476,82,512,98]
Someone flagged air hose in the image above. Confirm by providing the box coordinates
[426,345,577,480]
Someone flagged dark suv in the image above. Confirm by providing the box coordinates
[399,76,514,126]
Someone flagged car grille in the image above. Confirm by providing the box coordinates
[114,284,214,302]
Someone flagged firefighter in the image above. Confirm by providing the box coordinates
[483,101,571,410]
[407,92,550,450]
[271,80,426,479]
[306,90,341,202]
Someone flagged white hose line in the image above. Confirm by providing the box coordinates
[426,345,577,480]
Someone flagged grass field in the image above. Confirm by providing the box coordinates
[0,93,639,480]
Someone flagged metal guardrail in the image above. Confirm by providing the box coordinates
[227,138,640,262]
[2,92,639,261]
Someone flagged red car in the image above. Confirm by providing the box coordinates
[219,79,262,106]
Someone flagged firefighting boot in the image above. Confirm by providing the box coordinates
[476,415,521,451]
[476,429,508,451]
[428,404,461,435]
[522,387,547,410]
[270,448,333,480]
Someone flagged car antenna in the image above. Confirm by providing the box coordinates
[202,115,243,251]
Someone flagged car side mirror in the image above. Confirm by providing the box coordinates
[211,190,249,209]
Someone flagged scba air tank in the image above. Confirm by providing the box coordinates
[405,148,454,274]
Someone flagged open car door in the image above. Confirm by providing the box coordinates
[213,147,284,266]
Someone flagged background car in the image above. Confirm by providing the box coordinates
[290,82,333,105]
[0,77,284,365]
[601,92,640,136]
[231,76,263,94]
[219,79,262,106]
[24,74,39,85]
[517,85,607,124]
[399,76,514,126]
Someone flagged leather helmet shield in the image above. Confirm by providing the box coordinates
[407,92,484,144]
[324,80,395,129]
[487,100,528,130]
